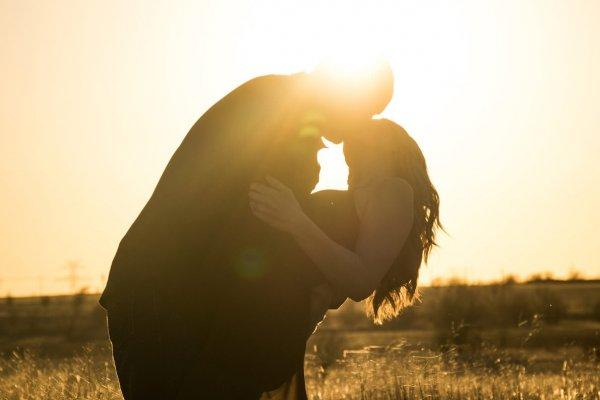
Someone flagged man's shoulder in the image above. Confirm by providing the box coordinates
[213,72,306,116]
[238,72,305,93]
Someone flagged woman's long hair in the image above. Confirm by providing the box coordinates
[345,119,442,324]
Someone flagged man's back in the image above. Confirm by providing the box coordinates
[99,73,316,311]
[99,72,329,396]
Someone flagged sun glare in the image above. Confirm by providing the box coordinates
[313,46,385,78]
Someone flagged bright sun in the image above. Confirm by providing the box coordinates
[220,1,404,193]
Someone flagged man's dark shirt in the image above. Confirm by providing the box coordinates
[100,73,329,390]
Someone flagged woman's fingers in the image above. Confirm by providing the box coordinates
[249,191,281,214]
[250,178,298,234]
[250,182,280,198]
[250,204,285,230]
[251,205,276,221]
[249,189,274,205]
[250,178,303,234]
[250,199,277,215]
[265,176,288,191]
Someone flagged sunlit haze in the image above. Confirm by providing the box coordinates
[313,138,349,193]
[1,0,599,296]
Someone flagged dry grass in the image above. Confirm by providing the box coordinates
[0,346,120,400]
[1,342,598,399]
[305,344,600,399]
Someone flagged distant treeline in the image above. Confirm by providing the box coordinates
[1,281,599,351]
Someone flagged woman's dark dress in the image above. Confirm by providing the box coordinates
[107,188,359,399]
[259,188,360,399]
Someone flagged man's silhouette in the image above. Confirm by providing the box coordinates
[100,63,393,399]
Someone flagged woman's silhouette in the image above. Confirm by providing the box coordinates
[250,118,442,399]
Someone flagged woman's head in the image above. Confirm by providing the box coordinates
[344,119,442,324]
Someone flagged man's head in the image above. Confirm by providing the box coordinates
[302,58,394,141]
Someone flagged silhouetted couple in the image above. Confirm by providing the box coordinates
[100,61,441,399]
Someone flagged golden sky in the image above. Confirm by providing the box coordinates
[1,0,599,295]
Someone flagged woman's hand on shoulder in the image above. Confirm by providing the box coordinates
[249,176,309,234]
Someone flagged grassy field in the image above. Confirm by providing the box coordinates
[1,282,599,399]
[1,339,598,399]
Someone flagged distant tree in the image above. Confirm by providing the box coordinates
[541,271,555,281]
[447,276,468,286]
[429,277,444,287]
[501,274,518,285]
[567,268,582,281]
[526,273,545,283]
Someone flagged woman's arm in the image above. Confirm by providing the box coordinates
[249,176,414,302]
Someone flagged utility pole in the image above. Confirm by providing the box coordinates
[64,260,83,294]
